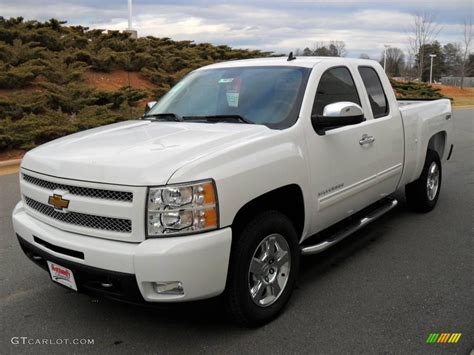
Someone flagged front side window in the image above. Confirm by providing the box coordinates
[147,66,311,129]
[312,66,360,116]
[358,66,389,118]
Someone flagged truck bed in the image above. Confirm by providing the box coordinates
[396,98,453,188]
[397,98,450,108]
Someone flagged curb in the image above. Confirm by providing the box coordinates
[0,158,21,176]
[453,105,474,110]
[0,158,22,168]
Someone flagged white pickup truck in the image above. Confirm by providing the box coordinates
[12,56,453,326]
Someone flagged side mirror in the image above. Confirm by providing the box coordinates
[145,101,157,114]
[311,102,365,135]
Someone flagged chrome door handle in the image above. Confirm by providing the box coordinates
[359,135,375,145]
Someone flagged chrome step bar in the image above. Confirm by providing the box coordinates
[301,198,398,255]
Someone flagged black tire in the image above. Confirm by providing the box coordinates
[405,149,442,213]
[225,211,300,327]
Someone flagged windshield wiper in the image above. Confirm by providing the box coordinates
[182,115,254,124]
[143,113,184,122]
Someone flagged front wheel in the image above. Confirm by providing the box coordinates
[225,211,300,326]
[405,149,442,213]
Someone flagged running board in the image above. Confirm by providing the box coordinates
[301,199,398,255]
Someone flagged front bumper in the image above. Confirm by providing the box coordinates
[12,202,232,302]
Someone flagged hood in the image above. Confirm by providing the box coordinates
[22,120,271,186]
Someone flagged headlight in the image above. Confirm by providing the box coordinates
[147,180,218,237]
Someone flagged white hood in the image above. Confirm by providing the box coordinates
[22,120,271,186]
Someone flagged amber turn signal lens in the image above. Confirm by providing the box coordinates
[203,208,217,228]
[203,182,216,205]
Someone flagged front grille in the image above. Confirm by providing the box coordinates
[24,196,132,233]
[22,174,133,202]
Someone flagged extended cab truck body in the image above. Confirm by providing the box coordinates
[12,57,453,325]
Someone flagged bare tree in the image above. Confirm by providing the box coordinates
[380,47,405,77]
[311,40,347,57]
[330,41,347,57]
[312,41,324,53]
[408,11,442,80]
[303,47,313,56]
[404,47,417,79]
[443,43,462,76]
[460,16,473,89]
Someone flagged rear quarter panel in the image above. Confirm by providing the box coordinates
[398,99,452,187]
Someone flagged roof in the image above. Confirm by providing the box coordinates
[197,56,379,70]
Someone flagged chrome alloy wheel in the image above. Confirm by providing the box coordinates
[426,161,440,201]
[248,233,291,307]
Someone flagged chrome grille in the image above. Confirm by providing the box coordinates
[24,196,132,233]
[22,174,133,202]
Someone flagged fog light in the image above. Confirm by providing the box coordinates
[153,281,184,295]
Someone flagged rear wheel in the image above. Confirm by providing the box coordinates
[225,211,299,326]
[405,149,442,213]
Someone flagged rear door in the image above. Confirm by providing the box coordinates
[356,65,404,197]
[304,64,382,233]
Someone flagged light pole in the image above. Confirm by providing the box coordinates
[128,0,133,30]
[383,45,390,72]
[124,0,137,39]
[429,54,436,84]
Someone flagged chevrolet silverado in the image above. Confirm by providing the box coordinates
[12,56,453,326]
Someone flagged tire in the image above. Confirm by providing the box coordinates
[225,211,300,326]
[405,149,442,213]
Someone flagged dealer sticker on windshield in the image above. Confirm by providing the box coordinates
[47,261,77,291]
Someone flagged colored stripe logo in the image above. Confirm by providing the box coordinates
[426,333,462,344]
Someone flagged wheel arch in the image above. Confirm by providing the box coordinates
[404,131,446,192]
[231,184,305,241]
[427,131,447,160]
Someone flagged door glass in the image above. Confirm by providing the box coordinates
[312,67,360,116]
[358,67,389,118]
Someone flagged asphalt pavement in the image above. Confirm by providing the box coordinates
[1,109,473,354]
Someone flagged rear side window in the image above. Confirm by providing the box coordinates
[312,67,360,116]
[358,67,389,118]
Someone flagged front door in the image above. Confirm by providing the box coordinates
[304,64,382,233]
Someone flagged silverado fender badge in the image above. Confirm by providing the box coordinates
[318,183,344,197]
[48,194,70,212]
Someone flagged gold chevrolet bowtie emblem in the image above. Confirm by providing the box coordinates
[48,194,70,211]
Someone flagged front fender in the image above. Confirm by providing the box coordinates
[167,127,312,238]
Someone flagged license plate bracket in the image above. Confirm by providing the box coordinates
[47,261,78,291]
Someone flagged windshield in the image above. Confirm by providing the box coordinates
[146,66,311,129]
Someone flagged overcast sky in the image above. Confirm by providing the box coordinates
[0,0,472,58]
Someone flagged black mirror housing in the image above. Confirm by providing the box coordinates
[311,114,365,135]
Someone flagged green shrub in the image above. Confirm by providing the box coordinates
[0,63,37,89]
[390,79,446,99]
[91,48,120,72]
[0,17,269,151]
